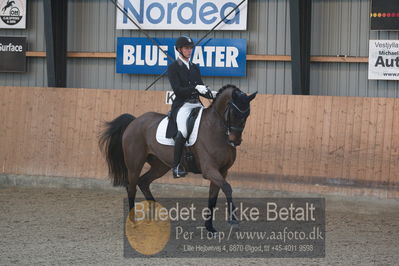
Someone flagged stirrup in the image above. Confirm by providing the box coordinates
[172,164,187,178]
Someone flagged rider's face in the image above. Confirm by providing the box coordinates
[180,46,193,60]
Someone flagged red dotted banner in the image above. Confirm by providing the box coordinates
[370,0,399,30]
[370,12,399,18]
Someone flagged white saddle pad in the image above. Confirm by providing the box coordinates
[156,108,204,146]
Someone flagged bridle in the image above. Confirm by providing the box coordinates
[221,100,250,147]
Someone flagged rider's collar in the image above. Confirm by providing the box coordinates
[178,54,190,70]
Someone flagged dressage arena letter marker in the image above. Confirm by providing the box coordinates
[165,91,175,105]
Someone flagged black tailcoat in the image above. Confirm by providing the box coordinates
[166,58,204,138]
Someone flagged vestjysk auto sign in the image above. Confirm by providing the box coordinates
[116,37,246,77]
[116,0,248,30]
[369,40,399,80]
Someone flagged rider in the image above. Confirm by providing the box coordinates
[166,35,213,178]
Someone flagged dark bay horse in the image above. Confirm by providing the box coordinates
[99,85,256,232]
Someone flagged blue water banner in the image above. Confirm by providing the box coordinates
[116,37,246,77]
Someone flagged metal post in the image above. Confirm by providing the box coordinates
[290,0,311,95]
[43,0,68,87]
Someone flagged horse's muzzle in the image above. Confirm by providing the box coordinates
[227,132,242,147]
[228,141,237,147]
[228,139,242,147]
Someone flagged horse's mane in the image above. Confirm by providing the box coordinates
[209,84,240,108]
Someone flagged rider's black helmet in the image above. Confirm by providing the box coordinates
[175,36,194,50]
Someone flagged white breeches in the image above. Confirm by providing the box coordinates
[176,102,202,138]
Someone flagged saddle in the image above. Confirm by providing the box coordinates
[156,107,204,146]
[156,107,203,175]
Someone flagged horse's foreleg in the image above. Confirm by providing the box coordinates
[220,182,239,225]
[205,181,220,232]
[203,169,238,227]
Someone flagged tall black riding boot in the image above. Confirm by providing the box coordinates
[172,131,187,178]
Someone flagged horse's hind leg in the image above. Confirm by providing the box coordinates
[125,155,147,211]
[126,169,141,211]
[138,155,170,201]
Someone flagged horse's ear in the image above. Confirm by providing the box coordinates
[248,91,257,102]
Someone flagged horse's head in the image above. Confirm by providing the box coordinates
[212,85,257,147]
[211,84,257,147]
[225,89,257,146]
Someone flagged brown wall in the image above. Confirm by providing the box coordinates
[1,86,398,198]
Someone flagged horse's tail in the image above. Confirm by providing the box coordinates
[99,113,135,187]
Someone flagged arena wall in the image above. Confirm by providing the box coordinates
[1,86,397,198]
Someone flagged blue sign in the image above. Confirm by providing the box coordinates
[116,37,246,76]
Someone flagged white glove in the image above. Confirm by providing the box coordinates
[195,85,208,94]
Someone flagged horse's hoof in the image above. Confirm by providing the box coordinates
[228,219,240,229]
[205,222,217,233]
[205,225,217,233]
[207,227,218,233]
[230,223,239,230]
[228,219,239,225]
